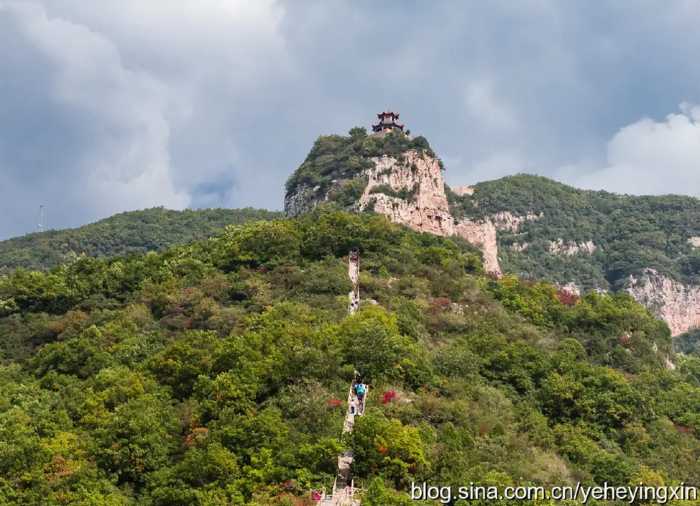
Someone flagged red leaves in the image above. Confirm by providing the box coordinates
[382,390,397,404]
[556,289,579,306]
[327,398,342,408]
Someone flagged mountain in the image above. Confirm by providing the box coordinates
[0,207,281,273]
[285,128,700,336]
[2,207,700,504]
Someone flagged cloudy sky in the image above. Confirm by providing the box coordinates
[2,1,700,239]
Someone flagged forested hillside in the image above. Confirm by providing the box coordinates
[0,207,281,273]
[449,174,700,291]
[1,208,699,505]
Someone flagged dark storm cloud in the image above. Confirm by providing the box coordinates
[1,0,700,239]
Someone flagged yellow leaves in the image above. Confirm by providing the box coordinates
[41,431,85,483]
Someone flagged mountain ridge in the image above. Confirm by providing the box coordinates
[3,129,700,337]
[284,128,700,336]
[0,207,281,273]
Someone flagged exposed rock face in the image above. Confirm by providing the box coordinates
[453,220,499,274]
[491,211,542,232]
[284,149,555,276]
[284,184,322,217]
[510,242,529,252]
[284,141,700,336]
[626,268,700,336]
[357,151,501,274]
[452,185,474,196]
[548,239,597,256]
[359,152,454,237]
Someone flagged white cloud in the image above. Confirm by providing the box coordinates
[564,104,700,196]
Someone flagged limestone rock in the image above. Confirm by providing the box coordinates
[284,184,322,217]
[548,239,597,256]
[452,185,474,196]
[358,151,502,275]
[491,211,542,232]
[626,268,700,336]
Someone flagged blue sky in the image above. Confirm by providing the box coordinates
[1,1,700,239]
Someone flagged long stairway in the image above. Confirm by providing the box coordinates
[315,249,366,506]
[318,381,366,506]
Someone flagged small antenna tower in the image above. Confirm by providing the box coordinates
[38,205,46,232]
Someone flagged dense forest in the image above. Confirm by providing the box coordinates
[1,208,700,505]
[0,207,281,274]
[448,175,700,291]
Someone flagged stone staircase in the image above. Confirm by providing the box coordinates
[315,381,367,506]
[314,250,366,506]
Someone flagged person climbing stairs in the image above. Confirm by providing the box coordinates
[315,378,367,505]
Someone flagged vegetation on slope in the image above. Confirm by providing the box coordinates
[0,207,281,273]
[449,174,700,290]
[285,128,438,202]
[675,328,700,356]
[1,208,699,505]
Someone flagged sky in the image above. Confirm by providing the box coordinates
[2,1,700,239]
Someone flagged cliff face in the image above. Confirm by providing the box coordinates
[284,185,320,218]
[358,151,501,274]
[626,269,700,336]
[358,152,454,237]
[284,147,503,274]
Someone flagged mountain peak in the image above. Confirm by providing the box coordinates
[284,125,503,274]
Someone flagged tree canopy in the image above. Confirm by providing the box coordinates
[0,208,698,504]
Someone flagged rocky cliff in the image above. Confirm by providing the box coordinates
[285,130,700,337]
[455,174,700,337]
[357,150,502,274]
[285,137,503,274]
[626,269,700,336]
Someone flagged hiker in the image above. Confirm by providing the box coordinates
[349,398,357,415]
[354,382,366,401]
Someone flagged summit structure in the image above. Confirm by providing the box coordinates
[371,111,405,134]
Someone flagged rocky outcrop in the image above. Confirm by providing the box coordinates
[548,239,597,256]
[452,185,474,196]
[454,220,500,274]
[284,184,323,217]
[491,211,542,232]
[284,148,556,276]
[359,152,454,237]
[284,138,700,336]
[510,242,529,252]
[626,268,700,336]
[357,151,502,274]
